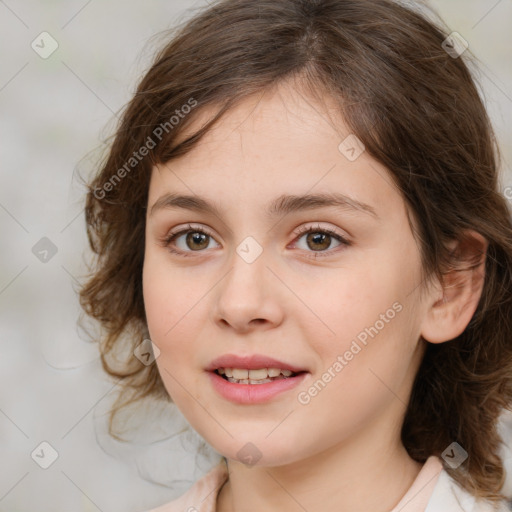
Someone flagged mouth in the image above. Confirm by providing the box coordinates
[205,354,309,403]
[207,365,309,404]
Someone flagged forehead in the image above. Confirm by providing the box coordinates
[148,81,401,222]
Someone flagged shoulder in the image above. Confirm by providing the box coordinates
[142,459,229,512]
[426,465,511,512]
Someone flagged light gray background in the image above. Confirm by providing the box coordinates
[1,1,511,511]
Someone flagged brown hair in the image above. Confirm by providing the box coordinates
[79,0,512,503]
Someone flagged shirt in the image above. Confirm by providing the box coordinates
[144,455,511,512]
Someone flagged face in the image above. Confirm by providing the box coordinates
[142,81,431,467]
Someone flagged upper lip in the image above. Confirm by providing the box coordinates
[206,354,308,373]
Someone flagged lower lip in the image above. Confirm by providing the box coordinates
[207,371,308,404]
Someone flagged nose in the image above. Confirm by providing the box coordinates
[212,244,284,333]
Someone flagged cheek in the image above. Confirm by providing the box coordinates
[142,258,196,376]
[299,253,421,403]
[302,262,405,350]
[142,251,197,336]
[142,266,200,404]
[142,264,172,341]
[294,308,418,447]
[299,269,422,422]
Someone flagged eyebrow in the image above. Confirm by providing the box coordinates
[149,192,379,220]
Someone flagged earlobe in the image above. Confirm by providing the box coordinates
[420,230,488,344]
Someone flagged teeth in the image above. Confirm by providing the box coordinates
[232,369,249,379]
[248,369,268,380]
[227,377,274,384]
[217,367,297,382]
[268,368,281,377]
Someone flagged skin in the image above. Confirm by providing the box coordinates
[142,79,488,512]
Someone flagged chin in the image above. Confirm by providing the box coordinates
[212,438,306,468]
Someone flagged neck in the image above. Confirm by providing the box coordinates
[216,404,423,512]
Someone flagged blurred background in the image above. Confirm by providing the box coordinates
[0,1,511,511]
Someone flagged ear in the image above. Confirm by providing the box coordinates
[420,230,489,344]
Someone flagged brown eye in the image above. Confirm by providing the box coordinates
[162,223,349,259]
[305,232,332,251]
[162,224,220,257]
[185,232,210,251]
[292,225,350,258]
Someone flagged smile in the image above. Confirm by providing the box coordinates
[208,368,309,404]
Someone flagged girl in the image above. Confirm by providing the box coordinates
[79,0,512,510]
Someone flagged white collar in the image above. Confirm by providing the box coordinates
[426,469,510,512]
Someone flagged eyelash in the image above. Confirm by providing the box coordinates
[160,223,350,259]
